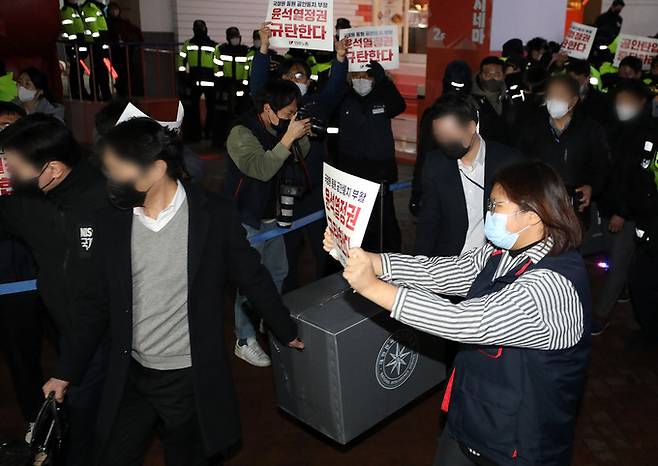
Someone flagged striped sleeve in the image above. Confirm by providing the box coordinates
[380,244,493,297]
[390,268,584,351]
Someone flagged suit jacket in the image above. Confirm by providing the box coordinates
[415,141,520,257]
[59,183,298,459]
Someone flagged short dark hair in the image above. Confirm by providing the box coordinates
[429,92,479,126]
[566,59,591,77]
[613,78,650,101]
[612,0,625,6]
[502,38,524,58]
[526,37,548,53]
[546,74,580,99]
[336,18,351,30]
[619,55,643,74]
[525,65,550,93]
[0,114,81,168]
[0,102,26,119]
[278,59,312,80]
[479,56,504,71]
[493,160,582,255]
[100,117,185,179]
[95,98,134,137]
[253,79,301,113]
[21,67,55,104]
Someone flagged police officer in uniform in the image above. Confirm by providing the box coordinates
[60,0,90,100]
[213,27,250,147]
[178,20,218,142]
[81,0,112,101]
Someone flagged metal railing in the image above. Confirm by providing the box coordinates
[0,180,412,296]
[58,40,182,101]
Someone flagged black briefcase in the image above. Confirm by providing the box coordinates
[0,392,67,466]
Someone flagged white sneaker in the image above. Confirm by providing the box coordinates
[234,337,271,367]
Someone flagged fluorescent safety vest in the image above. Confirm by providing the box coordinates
[60,5,85,42]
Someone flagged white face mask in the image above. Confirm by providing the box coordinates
[616,103,640,122]
[229,37,240,46]
[352,78,374,97]
[295,82,308,96]
[18,86,37,103]
[546,99,570,119]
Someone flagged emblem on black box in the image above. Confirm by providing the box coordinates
[375,328,419,390]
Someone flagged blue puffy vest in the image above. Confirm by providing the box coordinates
[443,248,591,466]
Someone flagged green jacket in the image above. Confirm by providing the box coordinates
[0,73,17,102]
[178,40,217,72]
[226,125,310,182]
[80,1,108,42]
[60,5,85,42]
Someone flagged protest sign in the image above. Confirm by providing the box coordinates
[0,156,12,196]
[323,163,379,266]
[339,26,400,72]
[266,0,334,52]
[116,102,184,130]
[614,34,658,70]
[560,22,596,60]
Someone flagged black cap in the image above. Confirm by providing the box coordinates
[226,27,240,39]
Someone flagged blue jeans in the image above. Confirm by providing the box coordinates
[234,221,288,340]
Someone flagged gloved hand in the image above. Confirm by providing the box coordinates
[409,191,421,216]
[366,61,386,83]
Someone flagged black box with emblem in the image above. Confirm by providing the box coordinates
[269,273,446,444]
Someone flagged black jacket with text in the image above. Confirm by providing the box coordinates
[0,160,109,342]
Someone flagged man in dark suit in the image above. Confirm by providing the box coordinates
[416,93,520,257]
[46,117,304,466]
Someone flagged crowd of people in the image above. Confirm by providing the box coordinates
[0,1,658,465]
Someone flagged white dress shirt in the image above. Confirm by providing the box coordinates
[458,136,486,255]
[133,180,186,233]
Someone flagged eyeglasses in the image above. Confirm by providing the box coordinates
[487,199,512,213]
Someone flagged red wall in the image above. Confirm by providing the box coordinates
[0,0,62,99]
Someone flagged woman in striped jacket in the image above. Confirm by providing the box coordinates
[325,160,591,466]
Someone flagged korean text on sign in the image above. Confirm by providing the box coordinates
[614,34,658,70]
[266,0,334,52]
[323,163,379,266]
[339,25,400,72]
[0,156,12,197]
[560,22,597,60]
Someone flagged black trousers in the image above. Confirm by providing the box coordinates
[629,245,658,337]
[187,84,216,142]
[100,359,222,466]
[90,43,112,101]
[362,188,402,253]
[0,291,44,422]
[65,46,90,100]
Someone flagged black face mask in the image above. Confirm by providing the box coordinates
[480,78,503,93]
[11,164,52,197]
[106,179,147,210]
[271,114,291,135]
[438,133,474,160]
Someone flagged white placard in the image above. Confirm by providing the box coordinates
[266,0,334,52]
[614,34,658,70]
[116,102,184,130]
[339,26,400,72]
[560,22,597,60]
[323,163,379,266]
[0,155,12,197]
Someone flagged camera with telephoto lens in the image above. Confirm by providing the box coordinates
[296,104,327,137]
[277,183,305,228]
